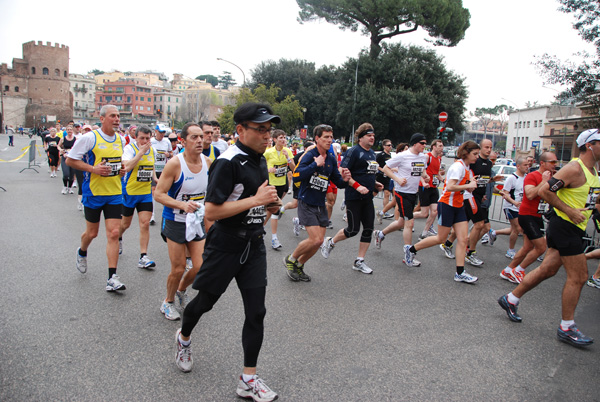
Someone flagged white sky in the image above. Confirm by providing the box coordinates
[1,0,595,114]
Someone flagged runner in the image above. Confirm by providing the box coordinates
[44,128,61,178]
[58,125,77,194]
[289,141,314,236]
[66,105,127,292]
[404,141,480,283]
[155,122,210,321]
[118,125,157,270]
[499,152,557,283]
[200,121,220,162]
[497,157,528,259]
[372,133,429,268]
[150,123,173,225]
[175,103,280,402]
[414,139,445,239]
[320,123,383,274]
[498,129,600,347]
[285,125,349,281]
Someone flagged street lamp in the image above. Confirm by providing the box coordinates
[216,58,246,87]
[502,97,520,159]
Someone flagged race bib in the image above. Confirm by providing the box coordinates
[537,199,549,215]
[179,193,205,214]
[366,160,379,174]
[477,175,491,188]
[585,187,600,209]
[411,161,425,177]
[155,151,167,172]
[102,157,122,177]
[309,173,329,192]
[274,164,287,178]
[432,176,439,186]
[244,205,266,225]
[136,166,153,182]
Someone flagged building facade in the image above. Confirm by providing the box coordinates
[70,74,96,123]
[95,78,155,126]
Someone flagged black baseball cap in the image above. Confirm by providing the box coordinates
[234,103,281,125]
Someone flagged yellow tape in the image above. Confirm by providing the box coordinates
[0,146,31,162]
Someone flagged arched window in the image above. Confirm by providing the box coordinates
[14,86,19,92]
[4,85,8,92]
[31,67,36,74]
[64,71,67,78]
[43,67,49,75]
[54,69,60,76]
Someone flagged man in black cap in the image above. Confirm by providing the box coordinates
[372,133,429,266]
[174,102,280,402]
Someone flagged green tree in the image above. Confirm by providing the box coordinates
[218,71,236,89]
[296,0,471,58]
[218,84,305,136]
[88,69,104,75]
[196,74,219,87]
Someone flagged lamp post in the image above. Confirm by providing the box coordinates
[502,97,520,159]
[351,57,359,147]
[216,58,246,87]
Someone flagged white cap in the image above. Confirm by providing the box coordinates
[576,129,600,147]
[155,123,169,133]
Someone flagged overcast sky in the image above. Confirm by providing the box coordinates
[1,0,595,114]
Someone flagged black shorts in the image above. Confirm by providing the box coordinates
[377,176,391,190]
[437,202,467,227]
[122,202,153,217]
[193,224,267,295]
[394,191,417,220]
[161,218,205,244]
[275,184,288,199]
[48,152,59,167]
[546,214,587,256]
[297,199,329,227]
[84,203,122,223]
[418,187,439,207]
[292,183,300,200]
[518,214,545,241]
[465,197,487,223]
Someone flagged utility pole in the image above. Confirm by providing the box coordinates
[0,74,4,134]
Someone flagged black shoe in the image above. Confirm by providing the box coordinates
[284,255,300,281]
[498,295,522,322]
[296,265,311,282]
[557,324,594,347]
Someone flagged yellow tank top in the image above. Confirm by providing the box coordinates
[124,144,155,196]
[264,146,293,186]
[555,158,600,230]
[87,130,124,196]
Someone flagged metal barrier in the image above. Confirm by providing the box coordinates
[20,139,40,173]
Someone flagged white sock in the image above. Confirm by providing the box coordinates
[178,334,190,346]
[378,231,385,240]
[355,257,364,263]
[272,234,277,240]
[242,374,256,382]
[289,255,297,263]
[503,267,512,274]
[515,265,524,273]
[561,320,575,330]
[507,292,520,305]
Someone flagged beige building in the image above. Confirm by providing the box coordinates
[70,73,96,123]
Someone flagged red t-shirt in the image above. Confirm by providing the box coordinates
[426,152,442,187]
[519,170,547,217]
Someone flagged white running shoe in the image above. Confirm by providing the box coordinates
[236,375,278,402]
[118,239,123,255]
[440,244,455,259]
[138,255,156,269]
[481,233,489,244]
[454,271,478,283]
[376,210,383,224]
[320,237,334,258]
[373,230,384,250]
[175,329,193,372]
[271,238,282,250]
[77,202,84,211]
[106,274,126,292]
[160,300,181,320]
[506,249,516,259]
[292,217,300,236]
[175,290,190,312]
[403,245,421,267]
[353,259,373,274]
[72,182,77,188]
[69,187,75,194]
[61,186,68,194]
[150,214,156,225]
[76,248,87,273]
[465,252,484,266]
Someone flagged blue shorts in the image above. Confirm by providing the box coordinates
[82,194,122,209]
[504,208,519,220]
[438,202,467,228]
[122,193,153,209]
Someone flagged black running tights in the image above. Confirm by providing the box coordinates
[181,286,267,367]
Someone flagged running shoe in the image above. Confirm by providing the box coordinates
[106,274,126,292]
[72,182,77,188]
[500,269,518,284]
[383,212,395,219]
[418,232,429,240]
[340,200,345,211]
[76,248,87,273]
[353,259,373,274]
[271,238,282,250]
[118,239,123,255]
[150,214,156,226]
[403,245,421,267]
[297,264,311,282]
[278,205,285,217]
[537,255,544,262]
[236,375,278,402]
[77,202,83,211]
[440,244,455,259]
[488,229,497,246]
[61,186,68,195]
[427,226,438,236]
[373,230,385,249]
[480,233,489,244]
[284,255,300,282]
[175,328,193,372]
[505,249,516,259]
[512,269,525,284]
[465,252,484,266]
[327,220,334,229]
[376,210,384,224]
[557,324,594,347]
[175,290,190,311]
[497,295,522,322]
[342,212,347,222]
[320,237,334,258]
[292,217,300,237]
[138,255,156,269]
[68,187,75,194]
[160,300,181,320]
[300,225,306,231]
[586,276,600,289]
[454,271,478,283]
[185,258,192,272]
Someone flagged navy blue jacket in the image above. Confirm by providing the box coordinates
[293,147,347,206]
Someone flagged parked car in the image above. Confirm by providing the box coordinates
[492,164,517,193]
[495,158,515,166]
[446,148,457,158]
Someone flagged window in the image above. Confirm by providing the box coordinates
[55,69,60,76]
[539,120,543,127]
[14,86,18,92]
[525,137,529,148]
[4,85,8,92]
[176,98,178,103]
[136,96,138,101]
[64,71,67,78]
[31,67,36,74]
[527,121,530,128]
[534,121,537,128]
[43,67,49,75]
[99,96,102,102]
[127,96,131,102]
[147,107,151,111]
[140,97,144,101]
[514,122,517,129]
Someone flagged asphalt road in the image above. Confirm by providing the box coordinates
[1,135,598,401]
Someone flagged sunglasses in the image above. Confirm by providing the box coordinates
[418,141,427,145]
[543,160,558,164]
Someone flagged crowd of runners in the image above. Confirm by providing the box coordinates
[42,102,600,401]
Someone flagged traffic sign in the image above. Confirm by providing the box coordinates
[439,112,448,122]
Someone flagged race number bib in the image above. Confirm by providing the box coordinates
[476,175,491,188]
[274,163,287,178]
[136,166,153,182]
[537,199,549,215]
[585,187,600,209]
[411,161,425,177]
[309,173,329,192]
[102,157,122,177]
[244,205,266,225]
[432,176,439,186]
[179,193,205,214]
[155,151,167,172]
[366,160,379,174]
